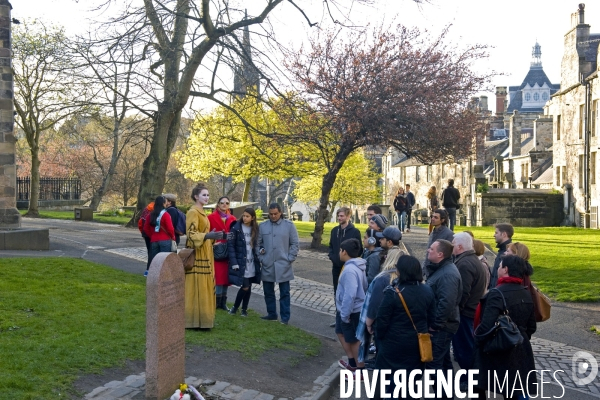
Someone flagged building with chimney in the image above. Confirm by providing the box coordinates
[544,3,600,227]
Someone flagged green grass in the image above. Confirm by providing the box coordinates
[0,257,321,398]
[19,210,133,225]
[452,226,600,303]
[293,221,369,247]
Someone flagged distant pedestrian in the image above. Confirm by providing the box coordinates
[208,196,237,311]
[143,196,175,276]
[489,223,514,289]
[227,208,261,317]
[405,184,416,233]
[393,187,409,233]
[335,238,368,379]
[257,203,299,324]
[441,179,460,231]
[426,186,439,234]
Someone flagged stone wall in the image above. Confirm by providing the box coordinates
[476,189,563,227]
[0,0,19,228]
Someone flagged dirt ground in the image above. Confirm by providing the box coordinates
[72,336,341,399]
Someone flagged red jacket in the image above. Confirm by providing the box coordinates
[143,210,175,242]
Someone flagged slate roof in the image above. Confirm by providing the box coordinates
[507,66,560,113]
[532,166,553,185]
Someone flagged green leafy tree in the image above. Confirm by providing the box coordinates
[175,96,313,201]
[293,149,380,213]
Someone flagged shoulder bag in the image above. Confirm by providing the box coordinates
[533,285,551,322]
[475,288,524,353]
[178,225,195,271]
[395,287,433,362]
[213,240,228,260]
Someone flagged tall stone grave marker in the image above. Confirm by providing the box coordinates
[0,0,20,229]
[146,252,185,400]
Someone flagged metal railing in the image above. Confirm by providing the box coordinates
[17,177,82,201]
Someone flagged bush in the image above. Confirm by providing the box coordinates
[476,182,489,193]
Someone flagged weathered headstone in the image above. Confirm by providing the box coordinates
[146,252,185,400]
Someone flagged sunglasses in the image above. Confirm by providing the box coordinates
[219,201,229,205]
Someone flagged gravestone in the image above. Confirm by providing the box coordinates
[146,252,186,400]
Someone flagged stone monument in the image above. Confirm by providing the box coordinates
[146,252,186,400]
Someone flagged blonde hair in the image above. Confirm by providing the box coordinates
[507,242,530,261]
[426,186,437,199]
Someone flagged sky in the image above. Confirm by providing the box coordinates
[13,0,600,113]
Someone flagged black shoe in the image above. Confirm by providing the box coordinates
[329,321,336,327]
[280,320,288,325]
[260,314,278,321]
[241,309,248,317]
[228,307,238,315]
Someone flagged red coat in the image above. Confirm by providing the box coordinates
[143,210,175,242]
[207,210,236,286]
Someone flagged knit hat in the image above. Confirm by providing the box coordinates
[370,214,388,231]
[163,193,177,202]
[382,226,402,242]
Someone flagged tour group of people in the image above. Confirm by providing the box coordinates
[332,180,541,399]
[138,183,299,329]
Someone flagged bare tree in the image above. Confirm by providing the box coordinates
[282,26,492,247]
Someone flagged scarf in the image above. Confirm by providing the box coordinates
[217,209,230,219]
[474,276,524,329]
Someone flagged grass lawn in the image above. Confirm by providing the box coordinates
[19,209,133,225]
[452,226,600,302]
[293,221,369,247]
[0,258,320,398]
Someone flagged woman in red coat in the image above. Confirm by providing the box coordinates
[208,196,236,310]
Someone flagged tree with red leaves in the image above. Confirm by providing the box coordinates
[284,26,492,248]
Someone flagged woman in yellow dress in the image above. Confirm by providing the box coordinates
[185,183,227,329]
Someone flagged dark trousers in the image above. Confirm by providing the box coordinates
[452,315,475,373]
[332,265,342,296]
[426,330,454,400]
[406,209,412,229]
[263,281,291,323]
[143,235,151,269]
[446,207,457,231]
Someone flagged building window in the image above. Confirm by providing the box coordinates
[593,100,598,138]
[400,167,405,182]
[556,166,561,187]
[579,104,585,140]
[427,165,432,182]
[542,92,549,101]
[579,154,585,189]
[533,92,539,101]
[441,164,446,178]
[556,115,561,140]
[524,93,531,102]
[461,166,467,186]
[592,152,597,185]
[415,166,420,182]
[562,165,566,186]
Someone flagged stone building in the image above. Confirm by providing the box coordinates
[544,3,600,227]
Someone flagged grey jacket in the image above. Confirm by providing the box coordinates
[335,257,368,322]
[427,225,454,249]
[256,218,299,283]
[426,258,462,334]
[363,247,383,284]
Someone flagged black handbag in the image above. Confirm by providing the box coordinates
[213,242,228,260]
[475,288,523,353]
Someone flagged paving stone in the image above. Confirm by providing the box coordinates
[126,377,145,389]
[254,393,275,400]
[85,386,110,398]
[106,386,135,398]
[237,389,260,400]
[208,381,232,393]
[104,380,123,389]
[185,376,198,385]
[202,379,217,385]
[227,385,244,393]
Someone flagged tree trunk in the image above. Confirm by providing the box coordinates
[310,147,354,248]
[242,177,252,202]
[25,149,41,217]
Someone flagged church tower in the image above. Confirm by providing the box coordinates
[233,12,260,99]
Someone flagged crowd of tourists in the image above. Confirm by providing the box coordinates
[332,180,546,399]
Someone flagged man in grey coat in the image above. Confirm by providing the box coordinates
[257,203,299,324]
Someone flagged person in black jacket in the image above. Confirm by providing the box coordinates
[163,193,181,245]
[489,223,514,289]
[227,208,261,317]
[374,255,434,399]
[451,232,488,381]
[473,255,536,399]
[329,207,362,295]
[393,187,409,233]
[441,179,460,231]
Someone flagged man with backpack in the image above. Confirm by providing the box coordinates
[164,193,186,245]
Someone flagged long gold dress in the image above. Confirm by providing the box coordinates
[185,205,215,328]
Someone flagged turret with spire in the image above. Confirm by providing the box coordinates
[233,10,260,99]
[531,41,542,68]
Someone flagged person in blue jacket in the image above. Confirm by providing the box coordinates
[227,208,261,317]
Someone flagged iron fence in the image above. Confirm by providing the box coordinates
[17,177,82,201]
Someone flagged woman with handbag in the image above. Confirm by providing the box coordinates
[227,208,261,317]
[143,196,176,277]
[185,183,228,329]
[393,187,409,233]
[208,196,237,311]
[373,255,435,399]
[426,186,439,234]
[472,255,537,399]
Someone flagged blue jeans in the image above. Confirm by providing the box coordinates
[426,330,454,400]
[396,211,407,232]
[149,240,172,269]
[262,281,291,322]
[451,316,475,373]
[446,207,457,231]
